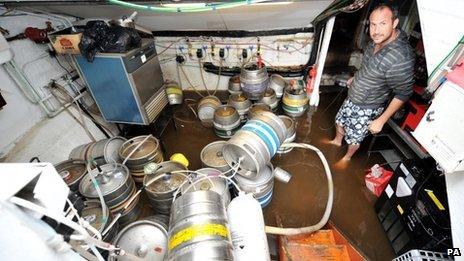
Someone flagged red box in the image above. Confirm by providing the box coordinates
[365,167,393,197]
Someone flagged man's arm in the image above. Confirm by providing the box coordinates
[369,49,415,134]
[368,98,404,134]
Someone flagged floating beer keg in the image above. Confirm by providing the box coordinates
[69,137,126,166]
[181,168,231,206]
[54,159,87,191]
[277,115,296,154]
[197,96,222,127]
[110,218,168,261]
[223,111,286,176]
[247,103,271,120]
[282,87,309,117]
[234,164,274,208]
[259,88,279,111]
[79,163,140,227]
[69,142,92,162]
[89,137,127,166]
[165,80,183,105]
[119,136,164,184]
[143,161,188,215]
[268,74,287,99]
[168,190,233,261]
[228,93,251,122]
[200,141,231,173]
[240,62,269,101]
[213,105,241,139]
[228,75,242,95]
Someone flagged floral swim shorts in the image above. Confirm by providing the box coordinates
[335,99,384,145]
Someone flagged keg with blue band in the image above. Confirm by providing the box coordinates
[241,119,279,156]
[258,190,273,208]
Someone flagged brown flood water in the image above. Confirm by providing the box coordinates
[150,91,395,260]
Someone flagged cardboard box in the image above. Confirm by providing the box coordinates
[48,27,84,54]
[365,167,393,197]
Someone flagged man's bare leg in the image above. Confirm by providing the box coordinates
[323,124,345,146]
[334,144,360,169]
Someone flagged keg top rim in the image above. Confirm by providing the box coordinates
[119,136,159,161]
[215,105,237,117]
[79,163,130,198]
[54,159,87,186]
[113,219,168,259]
[144,161,188,193]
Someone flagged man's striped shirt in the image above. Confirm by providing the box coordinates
[348,30,415,108]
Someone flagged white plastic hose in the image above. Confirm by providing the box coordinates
[121,134,152,165]
[264,142,333,235]
[86,162,108,231]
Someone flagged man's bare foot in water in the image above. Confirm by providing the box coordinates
[321,138,342,147]
[333,156,351,170]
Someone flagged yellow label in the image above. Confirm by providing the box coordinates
[169,223,228,251]
[425,189,446,210]
[282,96,308,107]
[166,87,183,95]
[397,204,404,215]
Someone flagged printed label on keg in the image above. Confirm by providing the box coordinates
[168,223,228,251]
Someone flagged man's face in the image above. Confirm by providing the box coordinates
[369,8,399,45]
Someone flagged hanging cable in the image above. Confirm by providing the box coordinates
[211,58,222,96]
[198,59,212,95]
[179,63,205,98]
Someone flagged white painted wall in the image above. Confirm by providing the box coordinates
[0,9,107,163]
[416,0,464,256]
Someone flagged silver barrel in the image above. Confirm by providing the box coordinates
[144,161,188,215]
[228,93,251,122]
[165,80,183,105]
[213,105,241,139]
[282,87,309,117]
[111,219,168,261]
[119,135,164,183]
[79,163,134,208]
[69,142,92,162]
[88,137,127,166]
[168,190,233,261]
[200,141,231,173]
[277,115,296,154]
[81,199,119,243]
[223,111,286,177]
[79,163,140,226]
[234,163,274,208]
[259,88,279,111]
[240,62,269,101]
[268,74,287,99]
[54,159,87,191]
[181,168,231,207]
[247,103,271,120]
[227,75,242,95]
[197,96,222,127]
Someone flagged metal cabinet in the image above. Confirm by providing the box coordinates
[412,81,464,173]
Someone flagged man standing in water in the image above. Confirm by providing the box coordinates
[326,4,415,169]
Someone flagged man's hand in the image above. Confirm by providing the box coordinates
[368,118,385,134]
[346,77,354,88]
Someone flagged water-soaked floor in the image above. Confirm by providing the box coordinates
[145,91,395,260]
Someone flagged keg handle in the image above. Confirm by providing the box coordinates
[94,168,112,185]
[136,244,148,258]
